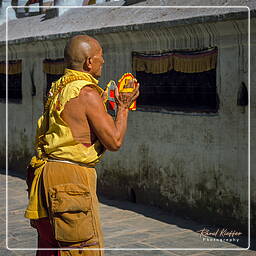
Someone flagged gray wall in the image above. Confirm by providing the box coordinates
[0,17,253,233]
[250,18,256,237]
[97,19,251,233]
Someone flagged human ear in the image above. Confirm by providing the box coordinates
[84,57,92,70]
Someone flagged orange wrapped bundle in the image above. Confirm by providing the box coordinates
[117,73,138,111]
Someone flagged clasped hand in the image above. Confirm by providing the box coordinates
[115,79,140,109]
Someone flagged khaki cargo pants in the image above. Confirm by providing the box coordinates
[41,161,104,256]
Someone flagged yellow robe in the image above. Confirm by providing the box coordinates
[25,69,105,219]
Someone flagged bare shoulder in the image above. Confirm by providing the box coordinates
[79,85,99,96]
[79,85,103,107]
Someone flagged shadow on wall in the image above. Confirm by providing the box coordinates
[0,167,26,180]
[3,132,34,174]
[3,152,32,175]
[97,155,251,239]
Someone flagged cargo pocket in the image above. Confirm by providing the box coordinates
[48,183,95,243]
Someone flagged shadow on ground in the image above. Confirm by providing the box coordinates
[99,196,255,251]
[0,168,26,180]
[2,168,254,251]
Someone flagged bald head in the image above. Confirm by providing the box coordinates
[64,35,103,74]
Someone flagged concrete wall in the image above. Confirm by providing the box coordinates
[0,39,66,171]
[250,18,256,237]
[98,19,252,233]
[0,18,253,233]
[96,19,251,233]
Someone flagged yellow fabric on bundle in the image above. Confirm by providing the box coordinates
[120,88,134,93]
[25,69,105,219]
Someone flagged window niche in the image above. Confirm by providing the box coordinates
[132,48,219,113]
[43,58,66,97]
[0,60,22,103]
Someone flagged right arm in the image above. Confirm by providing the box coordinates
[82,81,139,151]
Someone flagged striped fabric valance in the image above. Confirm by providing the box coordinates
[88,0,96,4]
[83,0,96,4]
[132,48,218,74]
[43,58,66,75]
[0,60,22,74]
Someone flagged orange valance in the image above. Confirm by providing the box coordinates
[133,53,173,74]
[0,60,22,74]
[43,59,66,75]
[133,48,218,74]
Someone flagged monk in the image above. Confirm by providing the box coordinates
[25,35,139,256]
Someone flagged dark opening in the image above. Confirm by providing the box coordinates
[136,69,218,113]
[0,73,22,103]
[46,73,63,96]
[237,82,248,106]
[123,0,146,5]
[130,188,136,203]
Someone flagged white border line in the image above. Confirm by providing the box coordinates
[5,5,251,251]
[248,4,251,250]
[5,3,9,252]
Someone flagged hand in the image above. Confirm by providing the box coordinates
[115,79,140,109]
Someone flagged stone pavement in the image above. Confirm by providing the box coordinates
[0,170,255,256]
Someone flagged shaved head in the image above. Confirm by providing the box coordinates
[64,35,103,77]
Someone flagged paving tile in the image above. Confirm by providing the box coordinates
[188,253,216,256]
[104,231,156,248]
[103,223,144,239]
[207,249,256,256]
[0,248,17,256]
[7,221,28,233]
[104,249,178,256]
[1,172,255,256]
[0,207,6,218]
[7,203,27,212]
[136,231,247,255]
[111,242,153,249]
[9,250,36,256]
[162,251,214,256]
[100,210,141,225]
[9,229,37,244]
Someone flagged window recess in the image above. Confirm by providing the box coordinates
[0,60,22,103]
[132,48,219,113]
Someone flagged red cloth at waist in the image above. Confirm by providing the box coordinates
[33,217,60,256]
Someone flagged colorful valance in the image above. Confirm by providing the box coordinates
[0,60,22,74]
[43,59,66,75]
[133,53,173,74]
[83,0,96,5]
[133,48,218,74]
